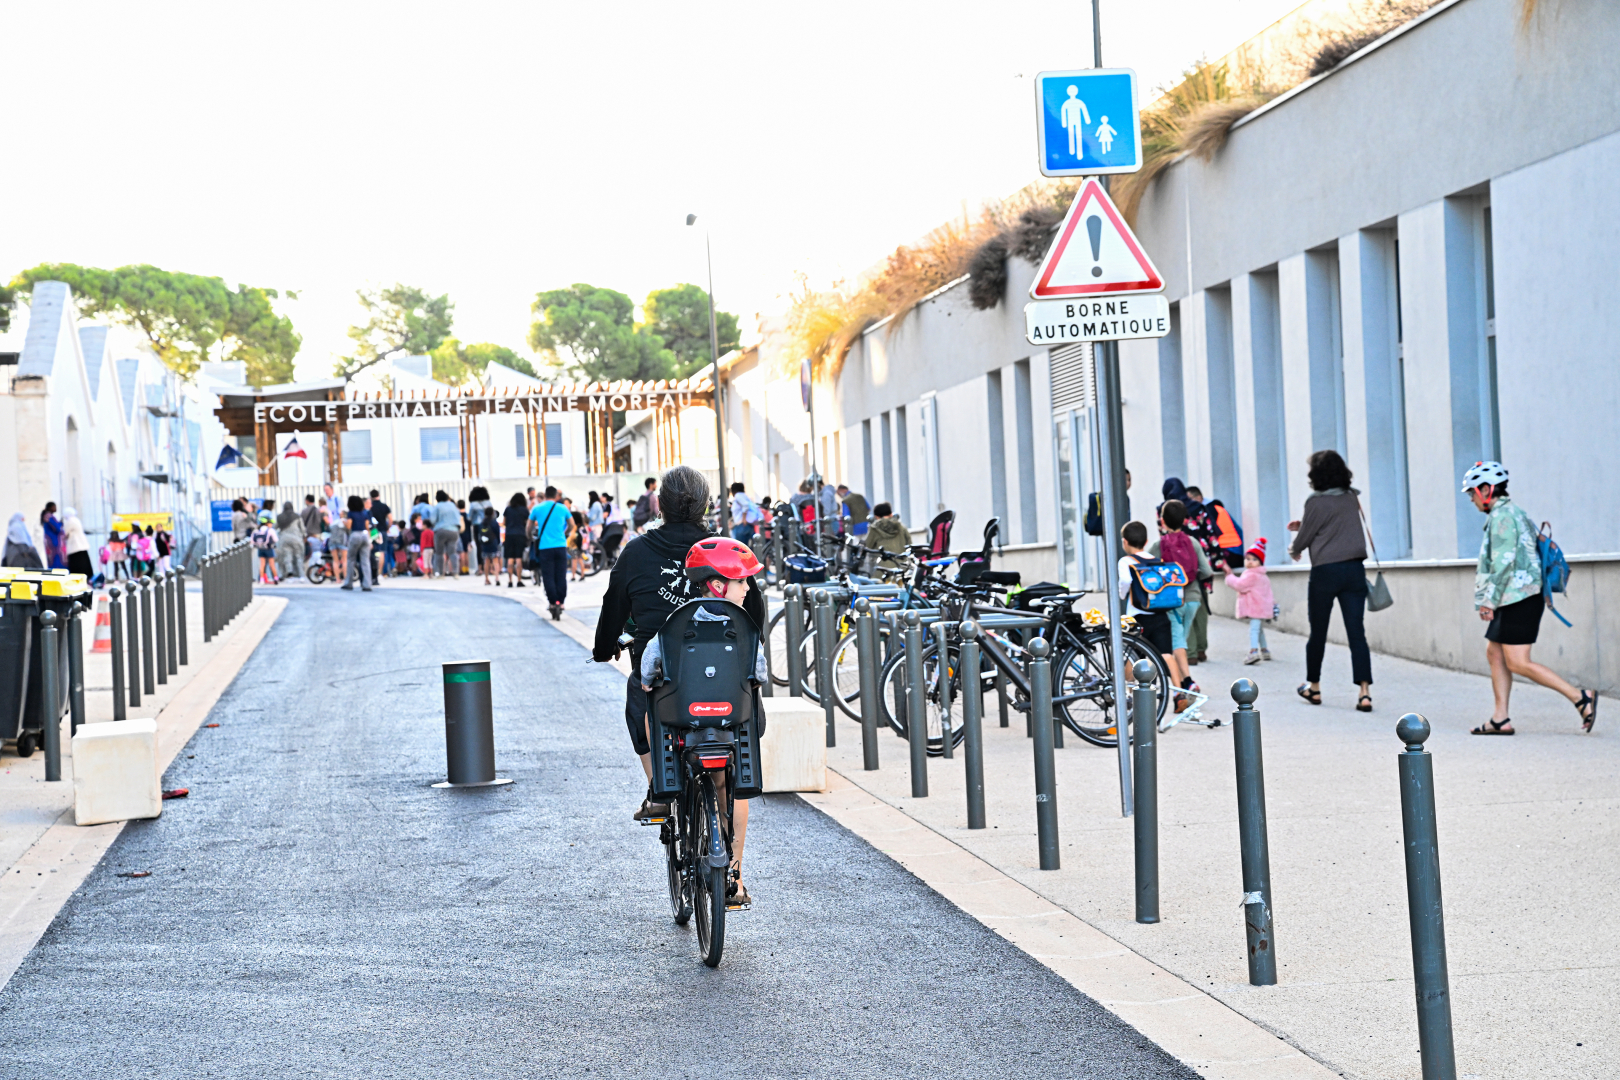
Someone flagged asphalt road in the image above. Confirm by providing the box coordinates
[0,587,1193,1079]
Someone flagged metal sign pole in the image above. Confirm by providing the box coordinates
[1094,342,1132,817]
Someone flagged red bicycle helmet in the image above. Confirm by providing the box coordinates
[685,536,763,585]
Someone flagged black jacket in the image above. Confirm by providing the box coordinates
[592,523,765,663]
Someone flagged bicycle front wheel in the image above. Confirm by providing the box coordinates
[875,641,967,757]
[1054,631,1171,747]
[693,778,726,967]
[664,810,690,926]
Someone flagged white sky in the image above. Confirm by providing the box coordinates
[1,0,1307,379]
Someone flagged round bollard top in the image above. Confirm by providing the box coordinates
[1231,678,1259,706]
[852,596,870,613]
[108,586,121,599]
[1028,636,1050,659]
[903,609,920,627]
[1132,658,1157,685]
[784,584,800,598]
[958,619,979,640]
[1396,713,1431,749]
[40,610,57,628]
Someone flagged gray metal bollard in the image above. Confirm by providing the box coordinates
[813,591,837,748]
[853,598,880,770]
[958,620,987,829]
[40,611,62,782]
[126,579,142,707]
[1397,714,1456,1080]
[933,620,954,759]
[903,610,928,798]
[1132,659,1159,923]
[109,587,127,723]
[1028,638,1059,869]
[997,664,1012,730]
[67,602,86,736]
[784,585,806,698]
[434,660,513,788]
[154,570,169,685]
[139,577,156,697]
[164,571,178,675]
[175,568,189,666]
[1231,679,1277,985]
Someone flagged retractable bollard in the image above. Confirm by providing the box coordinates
[67,602,86,736]
[1131,659,1159,922]
[175,568,189,666]
[784,585,806,698]
[1231,679,1277,985]
[108,587,127,723]
[813,591,837,748]
[164,571,179,675]
[1396,714,1456,1080]
[434,661,513,788]
[853,598,880,770]
[1028,638,1059,869]
[153,570,169,686]
[139,577,156,697]
[903,610,928,798]
[958,620,987,829]
[933,620,954,759]
[40,611,62,782]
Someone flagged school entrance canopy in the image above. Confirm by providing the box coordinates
[212,377,714,485]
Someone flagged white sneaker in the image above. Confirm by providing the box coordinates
[1261,649,1273,661]
[1244,650,1261,665]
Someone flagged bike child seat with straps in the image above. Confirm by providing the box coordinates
[648,599,764,800]
[926,510,956,557]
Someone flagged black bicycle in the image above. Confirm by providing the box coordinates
[657,729,745,967]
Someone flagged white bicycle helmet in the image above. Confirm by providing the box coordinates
[1461,460,1508,493]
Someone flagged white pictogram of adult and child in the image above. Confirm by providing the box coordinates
[1059,85,1116,157]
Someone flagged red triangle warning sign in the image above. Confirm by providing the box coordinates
[1030,178,1163,298]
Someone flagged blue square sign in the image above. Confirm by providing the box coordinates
[1035,68,1141,177]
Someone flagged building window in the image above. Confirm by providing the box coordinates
[514,423,526,457]
[420,427,460,462]
[986,369,1009,531]
[340,429,372,465]
[234,436,257,467]
[546,422,562,457]
[880,412,894,504]
[861,419,875,499]
[895,405,911,523]
[1481,205,1500,460]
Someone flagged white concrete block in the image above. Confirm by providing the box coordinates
[760,698,827,793]
[72,719,161,826]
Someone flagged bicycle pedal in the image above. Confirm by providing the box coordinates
[725,899,752,912]
[638,816,670,826]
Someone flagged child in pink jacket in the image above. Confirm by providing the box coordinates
[1224,538,1275,665]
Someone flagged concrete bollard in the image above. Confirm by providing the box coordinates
[68,602,86,737]
[903,610,928,798]
[933,620,954,759]
[108,587,127,723]
[139,577,156,696]
[1396,714,1456,1080]
[40,611,62,782]
[813,591,837,748]
[433,660,512,788]
[1231,679,1277,985]
[1132,659,1159,922]
[958,620,987,829]
[784,585,806,698]
[1028,637,1059,870]
[853,598,880,770]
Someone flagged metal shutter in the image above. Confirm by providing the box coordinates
[1048,343,1094,414]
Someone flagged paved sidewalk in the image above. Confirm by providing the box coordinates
[818,614,1615,1080]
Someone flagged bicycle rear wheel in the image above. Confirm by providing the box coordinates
[693,778,726,967]
[1054,631,1171,747]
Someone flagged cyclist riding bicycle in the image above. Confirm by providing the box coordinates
[642,535,768,908]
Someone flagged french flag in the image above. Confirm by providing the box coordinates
[283,437,308,460]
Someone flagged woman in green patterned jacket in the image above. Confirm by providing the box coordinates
[1465,461,1597,735]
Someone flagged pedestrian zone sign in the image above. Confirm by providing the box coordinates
[1030,178,1163,299]
[1034,68,1141,177]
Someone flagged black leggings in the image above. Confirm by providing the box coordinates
[1306,559,1373,686]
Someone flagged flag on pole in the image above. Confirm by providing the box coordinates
[214,444,242,470]
[283,437,308,460]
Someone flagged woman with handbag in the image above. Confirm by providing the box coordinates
[1287,450,1375,712]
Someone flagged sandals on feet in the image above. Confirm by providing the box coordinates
[1297,684,1321,706]
[1576,690,1598,733]
[1356,694,1373,713]
[1472,718,1515,735]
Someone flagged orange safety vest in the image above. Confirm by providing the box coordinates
[1211,504,1241,549]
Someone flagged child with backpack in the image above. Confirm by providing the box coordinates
[1152,500,1208,704]
[1119,520,1190,697]
[1224,538,1276,665]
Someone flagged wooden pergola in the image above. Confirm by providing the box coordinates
[214,376,714,482]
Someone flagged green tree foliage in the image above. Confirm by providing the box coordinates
[9,263,300,385]
[336,285,454,381]
[0,284,15,334]
[642,283,740,379]
[528,284,673,383]
[429,338,536,386]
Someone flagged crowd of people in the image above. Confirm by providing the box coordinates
[2,503,163,582]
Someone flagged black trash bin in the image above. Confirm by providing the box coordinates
[0,582,37,753]
[18,573,90,756]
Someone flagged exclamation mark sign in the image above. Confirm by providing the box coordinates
[1086,215,1104,277]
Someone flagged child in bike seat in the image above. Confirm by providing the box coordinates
[640,536,767,906]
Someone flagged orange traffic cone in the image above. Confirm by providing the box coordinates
[91,592,113,652]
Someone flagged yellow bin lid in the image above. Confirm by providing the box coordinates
[9,581,36,601]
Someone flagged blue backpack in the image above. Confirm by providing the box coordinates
[1538,522,1572,627]
[1127,555,1188,612]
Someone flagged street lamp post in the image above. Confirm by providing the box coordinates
[687,214,730,532]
